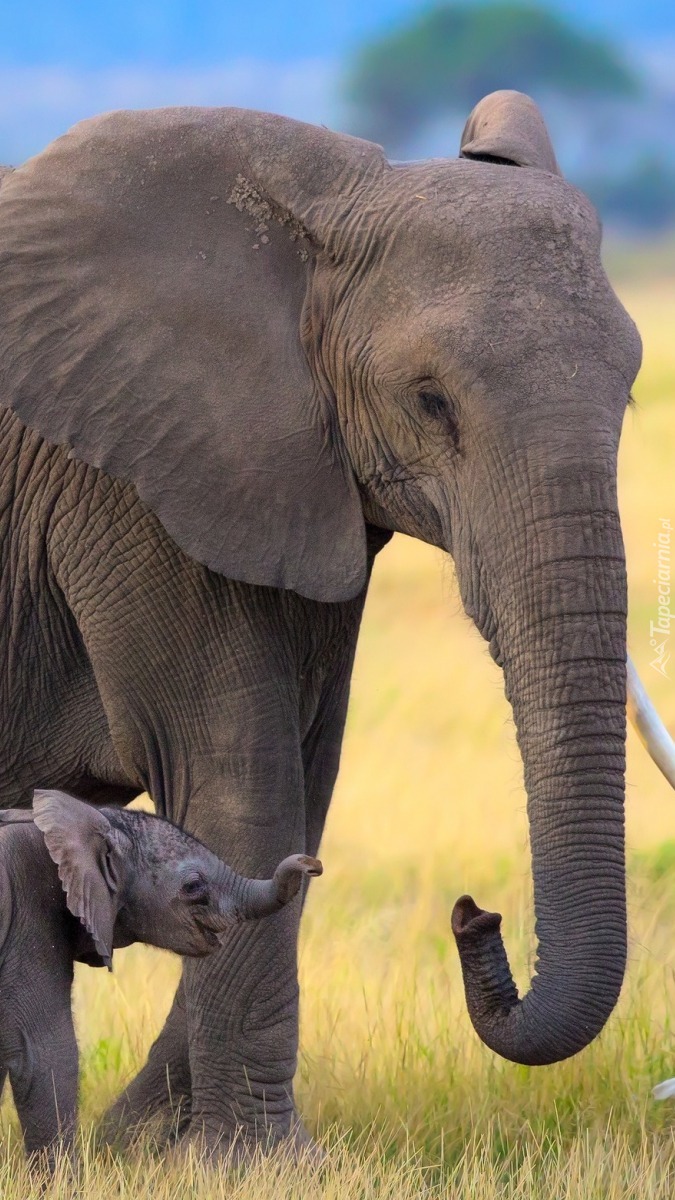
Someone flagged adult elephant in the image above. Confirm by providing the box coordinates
[0,90,671,1153]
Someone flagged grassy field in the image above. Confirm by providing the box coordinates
[2,274,675,1196]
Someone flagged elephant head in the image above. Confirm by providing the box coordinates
[31,791,321,968]
[0,92,670,1062]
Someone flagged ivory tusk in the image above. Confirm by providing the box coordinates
[627,658,675,790]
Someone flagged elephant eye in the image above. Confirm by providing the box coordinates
[417,389,460,451]
[181,875,209,904]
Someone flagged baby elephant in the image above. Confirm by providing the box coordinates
[0,790,321,1163]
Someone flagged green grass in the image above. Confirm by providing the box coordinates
[1,274,674,1196]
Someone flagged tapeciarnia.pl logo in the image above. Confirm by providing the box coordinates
[650,517,672,678]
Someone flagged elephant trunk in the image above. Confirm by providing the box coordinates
[223,854,323,922]
[453,485,628,1065]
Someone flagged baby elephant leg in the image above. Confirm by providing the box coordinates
[9,1012,79,1169]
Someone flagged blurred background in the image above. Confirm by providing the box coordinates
[1,0,674,233]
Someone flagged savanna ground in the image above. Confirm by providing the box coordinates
[2,249,675,1196]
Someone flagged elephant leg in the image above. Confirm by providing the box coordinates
[104,660,352,1154]
[9,1013,79,1169]
[178,647,355,1156]
[101,980,191,1145]
[104,730,307,1155]
[179,741,307,1156]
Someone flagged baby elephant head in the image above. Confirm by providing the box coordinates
[32,791,322,969]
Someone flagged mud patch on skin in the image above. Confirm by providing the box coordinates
[227,174,311,260]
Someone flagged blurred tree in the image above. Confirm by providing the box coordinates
[586,156,675,231]
[345,2,640,151]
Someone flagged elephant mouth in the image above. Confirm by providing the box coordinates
[193,918,228,953]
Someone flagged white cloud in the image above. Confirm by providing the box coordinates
[0,61,340,162]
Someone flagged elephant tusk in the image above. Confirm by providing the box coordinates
[627,658,675,790]
[653,1077,675,1100]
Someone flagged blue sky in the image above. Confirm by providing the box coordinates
[0,1,673,162]
[1,2,674,66]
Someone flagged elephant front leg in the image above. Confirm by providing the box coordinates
[181,668,355,1156]
[106,901,306,1156]
[9,1011,79,1170]
[106,737,310,1156]
[183,896,305,1155]
[182,749,309,1156]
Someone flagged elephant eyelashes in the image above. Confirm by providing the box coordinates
[181,876,209,904]
[417,389,460,451]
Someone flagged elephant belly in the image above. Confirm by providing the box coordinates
[0,410,139,807]
[0,637,138,808]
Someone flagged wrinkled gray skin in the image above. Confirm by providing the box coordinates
[0,791,319,1164]
[0,90,641,1154]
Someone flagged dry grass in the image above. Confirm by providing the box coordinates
[1,274,675,1195]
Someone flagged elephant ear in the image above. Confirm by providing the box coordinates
[460,90,561,174]
[0,109,387,602]
[32,790,129,970]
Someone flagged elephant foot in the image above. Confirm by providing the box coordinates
[100,1094,191,1152]
[177,1116,325,1168]
[100,1063,191,1151]
[289,1119,327,1166]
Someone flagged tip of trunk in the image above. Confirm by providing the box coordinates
[234,854,323,921]
[452,894,503,940]
[451,893,625,1067]
[273,853,323,905]
[452,895,521,1048]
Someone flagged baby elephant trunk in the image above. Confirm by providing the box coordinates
[228,854,323,921]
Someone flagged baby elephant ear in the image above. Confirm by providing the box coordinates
[32,791,128,970]
[460,90,561,174]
